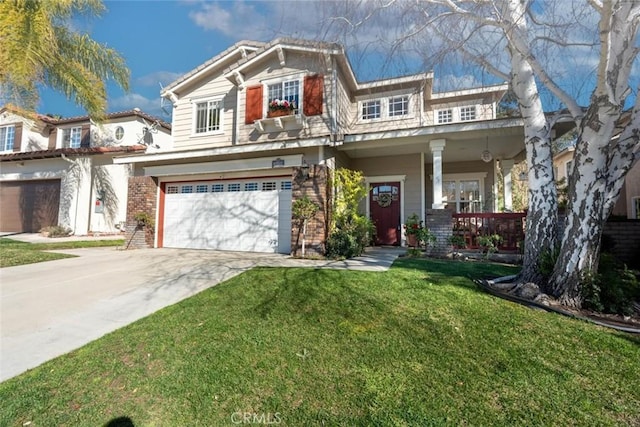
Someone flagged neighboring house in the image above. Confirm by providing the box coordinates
[0,108,172,234]
[114,38,534,254]
[553,137,640,220]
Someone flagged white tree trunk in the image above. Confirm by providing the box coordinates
[502,0,558,285]
[549,0,640,306]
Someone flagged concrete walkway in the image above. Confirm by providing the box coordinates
[0,243,403,382]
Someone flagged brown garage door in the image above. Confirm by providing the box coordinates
[0,180,61,232]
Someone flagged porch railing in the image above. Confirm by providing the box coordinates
[452,212,526,252]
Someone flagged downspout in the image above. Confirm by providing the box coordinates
[235,85,241,145]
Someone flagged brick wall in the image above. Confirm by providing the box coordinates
[124,176,157,249]
[603,220,640,269]
[425,209,453,257]
[291,165,330,256]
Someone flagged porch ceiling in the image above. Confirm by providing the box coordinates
[339,123,526,163]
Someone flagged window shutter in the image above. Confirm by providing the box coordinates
[303,74,323,116]
[12,123,23,152]
[245,85,263,124]
[48,128,57,149]
[80,124,91,148]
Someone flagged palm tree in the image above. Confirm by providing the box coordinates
[0,0,129,120]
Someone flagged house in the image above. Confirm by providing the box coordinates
[0,108,172,235]
[114,38,532,255]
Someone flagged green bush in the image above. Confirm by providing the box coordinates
[582,253,640,316]
[538,245,561,280]
[326,214,375,259]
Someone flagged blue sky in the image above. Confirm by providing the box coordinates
[37,1,637,120]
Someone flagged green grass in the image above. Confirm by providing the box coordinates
[1,258,638,426]
[0,238,125,268]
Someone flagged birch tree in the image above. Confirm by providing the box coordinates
[322,0,639,305]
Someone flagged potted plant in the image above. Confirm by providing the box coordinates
[267,99,296,118]
[404,213,422,247]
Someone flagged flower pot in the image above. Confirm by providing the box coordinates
[407,234,418,247]
[267,109,293,118]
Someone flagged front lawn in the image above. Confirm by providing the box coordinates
[1,258,638,426]
[0,238,125,268]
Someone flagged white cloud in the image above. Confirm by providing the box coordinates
[109,93,163,116]
[136,71,184,88]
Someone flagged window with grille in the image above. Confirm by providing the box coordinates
[62,127,82,148]
[212,183,224,192]
[0,125,15,151]
[196,184,209,193]
[166,185,179,194]
[281,181,292,190]
[361,100,381,120]
[388,96,409,117]
[194,99,222,134]
[268,79,300,112]
[181,185,193,194]
[228,183,241,192]
[437,109,453,124]
[262,182,277,191]
[460,106,477,121]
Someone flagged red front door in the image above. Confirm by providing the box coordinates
[370,182,401,245]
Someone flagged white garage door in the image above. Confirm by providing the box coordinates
[163,178,292,253]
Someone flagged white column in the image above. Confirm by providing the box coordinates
[420,152,425,222]
[501,159,515,212]
[430,139,446,209]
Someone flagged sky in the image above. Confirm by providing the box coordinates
[37,0,637,121]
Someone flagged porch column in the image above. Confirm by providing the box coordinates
[501,159,515,211]
[430,139,446,209]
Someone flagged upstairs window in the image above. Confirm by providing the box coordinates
[62,126,82,148]
[388,96,409,117]
[194,98,223,134]
[268,79,299,113]
[0,125,15,151]
[460,106,477,121]
[437,109,453,124]
[361,100,381,120]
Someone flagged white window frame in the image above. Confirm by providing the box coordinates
[192,96,224,136]
[360,99,382,121]
[61,126,82,148]
[460,105,477,121]
[632,197,640,219]
[565,160,573,181]
[359,94,413,122]
[388,95,410,117]
[0,125,15,152]
[440,172,487,213]
[436,109,453,124]
[263,73,304,116]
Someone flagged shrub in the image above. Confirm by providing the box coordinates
[40,225,72,237]
[582,253,640,316]
[449,235,466,249]
[538,245,561,280]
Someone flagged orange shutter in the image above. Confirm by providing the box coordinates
[245,85,263,124]
[80,124,91,148]
[303,74,323,116]
[12,123,22,152]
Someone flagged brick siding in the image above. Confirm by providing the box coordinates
[291,165,330,256]
[124,176,157,249]
[425,209,453,257]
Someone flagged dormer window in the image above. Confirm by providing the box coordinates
[360,95,411,121]
[460,106,477,121]
[0,125,15,151]
[437,109,453,124]
[193,97,223,134]
[62,126,82,148]
[361,100,381,120]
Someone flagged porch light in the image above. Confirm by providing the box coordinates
[481,137,493,163]
[300,160,310,180]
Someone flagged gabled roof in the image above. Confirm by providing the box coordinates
[161,40,266,96]
[1,106,171,131]
[0,145,147,162]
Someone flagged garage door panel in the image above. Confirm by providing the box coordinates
[0,180,61,232]
[163,180,291,253]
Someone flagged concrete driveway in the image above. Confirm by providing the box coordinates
[1,246,402,382]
